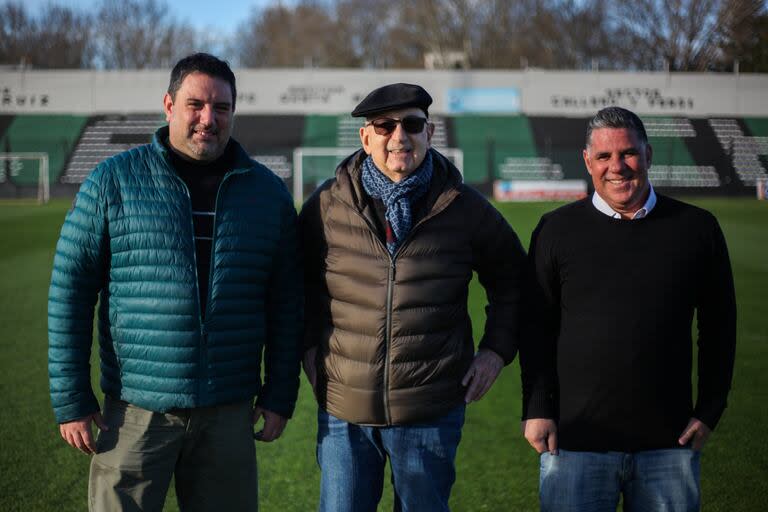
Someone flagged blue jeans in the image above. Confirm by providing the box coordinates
[540,448,701,512]
[316,406,466,512]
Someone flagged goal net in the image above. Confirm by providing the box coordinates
[291,147,464,203]
[0,152,50,204]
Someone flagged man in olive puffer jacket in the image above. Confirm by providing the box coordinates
[299,83,526,511]
[48,53,302,511]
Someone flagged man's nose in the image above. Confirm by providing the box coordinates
[608,155,626,173]
[390,121,407,141]
[199,105,215,126]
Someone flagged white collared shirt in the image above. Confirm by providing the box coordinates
[592,184,657,220]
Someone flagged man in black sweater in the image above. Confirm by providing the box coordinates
[520,107,736,511]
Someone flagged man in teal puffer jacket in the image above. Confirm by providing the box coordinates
[48,53,302,511]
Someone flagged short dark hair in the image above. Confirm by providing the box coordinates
[586,107,648,148]
[168,53,237,110]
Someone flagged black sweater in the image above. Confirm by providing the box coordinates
[521,195,736,452]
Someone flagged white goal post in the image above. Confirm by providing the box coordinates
[0,152,50,204]
[291,147,464,203]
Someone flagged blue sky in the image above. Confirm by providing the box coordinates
[20,0,296,34]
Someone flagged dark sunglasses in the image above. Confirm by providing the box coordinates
[367,116,428,135]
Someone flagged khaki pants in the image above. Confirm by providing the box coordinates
[89,396,258,512]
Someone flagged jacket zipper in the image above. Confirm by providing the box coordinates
[170,165,247,403]
[339,198,457,426]
[207,170,241,318]
[338,206,395,423]
[197,169,246,401]
[173,178,206,401]
[383,259,395,424]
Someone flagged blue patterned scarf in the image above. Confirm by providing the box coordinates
[361,152,433,254]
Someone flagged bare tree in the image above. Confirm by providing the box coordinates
[35,5,95,68]
[235,1,355,67]
[6,0,760,71]
[0,2,33,67]
[610,0,764,71]
[0,2,94,68]
[228,0,768,71]
[390,0,472,67]
[460,0,616,69]
[95,0,199,69]
[237,0,472,69]
[539,0,618,69]
[334,0,398,67]
[715,0,768,71]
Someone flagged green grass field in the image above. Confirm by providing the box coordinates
[1,197,766,511]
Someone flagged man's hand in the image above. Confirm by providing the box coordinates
[303,346,318,394]
[252,407,288,442]
[461,348,504,403]
[59,412,108,455]
[522,418,558,455]
[678,417,712,451]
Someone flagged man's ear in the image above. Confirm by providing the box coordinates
[163,93,174,122]
[359,125,372,155]
[583,148,592,176]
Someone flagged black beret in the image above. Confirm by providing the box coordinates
[351,83,432,118]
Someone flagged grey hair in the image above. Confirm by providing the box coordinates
[585,107,648,148]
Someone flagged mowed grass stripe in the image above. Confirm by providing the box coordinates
[0,198,765,511]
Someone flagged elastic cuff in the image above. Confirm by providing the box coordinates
[522,391,556,420]
[478,340,517,366]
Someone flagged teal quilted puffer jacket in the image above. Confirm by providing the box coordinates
[48,127,302,424]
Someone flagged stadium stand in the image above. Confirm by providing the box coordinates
[709,118,768,185]
[452,115,538,185]
[336,116,360,148]
[303,115,338,147]
[0,115,13,140]
[744,117,768,138]
[1,112,764,198]
[528,116,727,189]
[61,114,303,185]
[685,119,739,189]
[643,117,696,137]
[0,114,88,187]
[642,117,720,187]
[62,115,162,184]
[647,165,720,187]
[497,157,563,180]
[2,68,765,198]
[232,115,305,182]
[528,117,590,181]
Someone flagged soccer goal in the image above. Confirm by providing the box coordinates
[0,152,50,204]
[291,147,464,203]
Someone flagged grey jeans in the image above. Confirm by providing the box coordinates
[89,396,258,512]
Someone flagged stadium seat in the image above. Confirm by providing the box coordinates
[62,115,162,184]
[709,119,768,185]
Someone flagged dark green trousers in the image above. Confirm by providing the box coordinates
[89,396,258,512]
